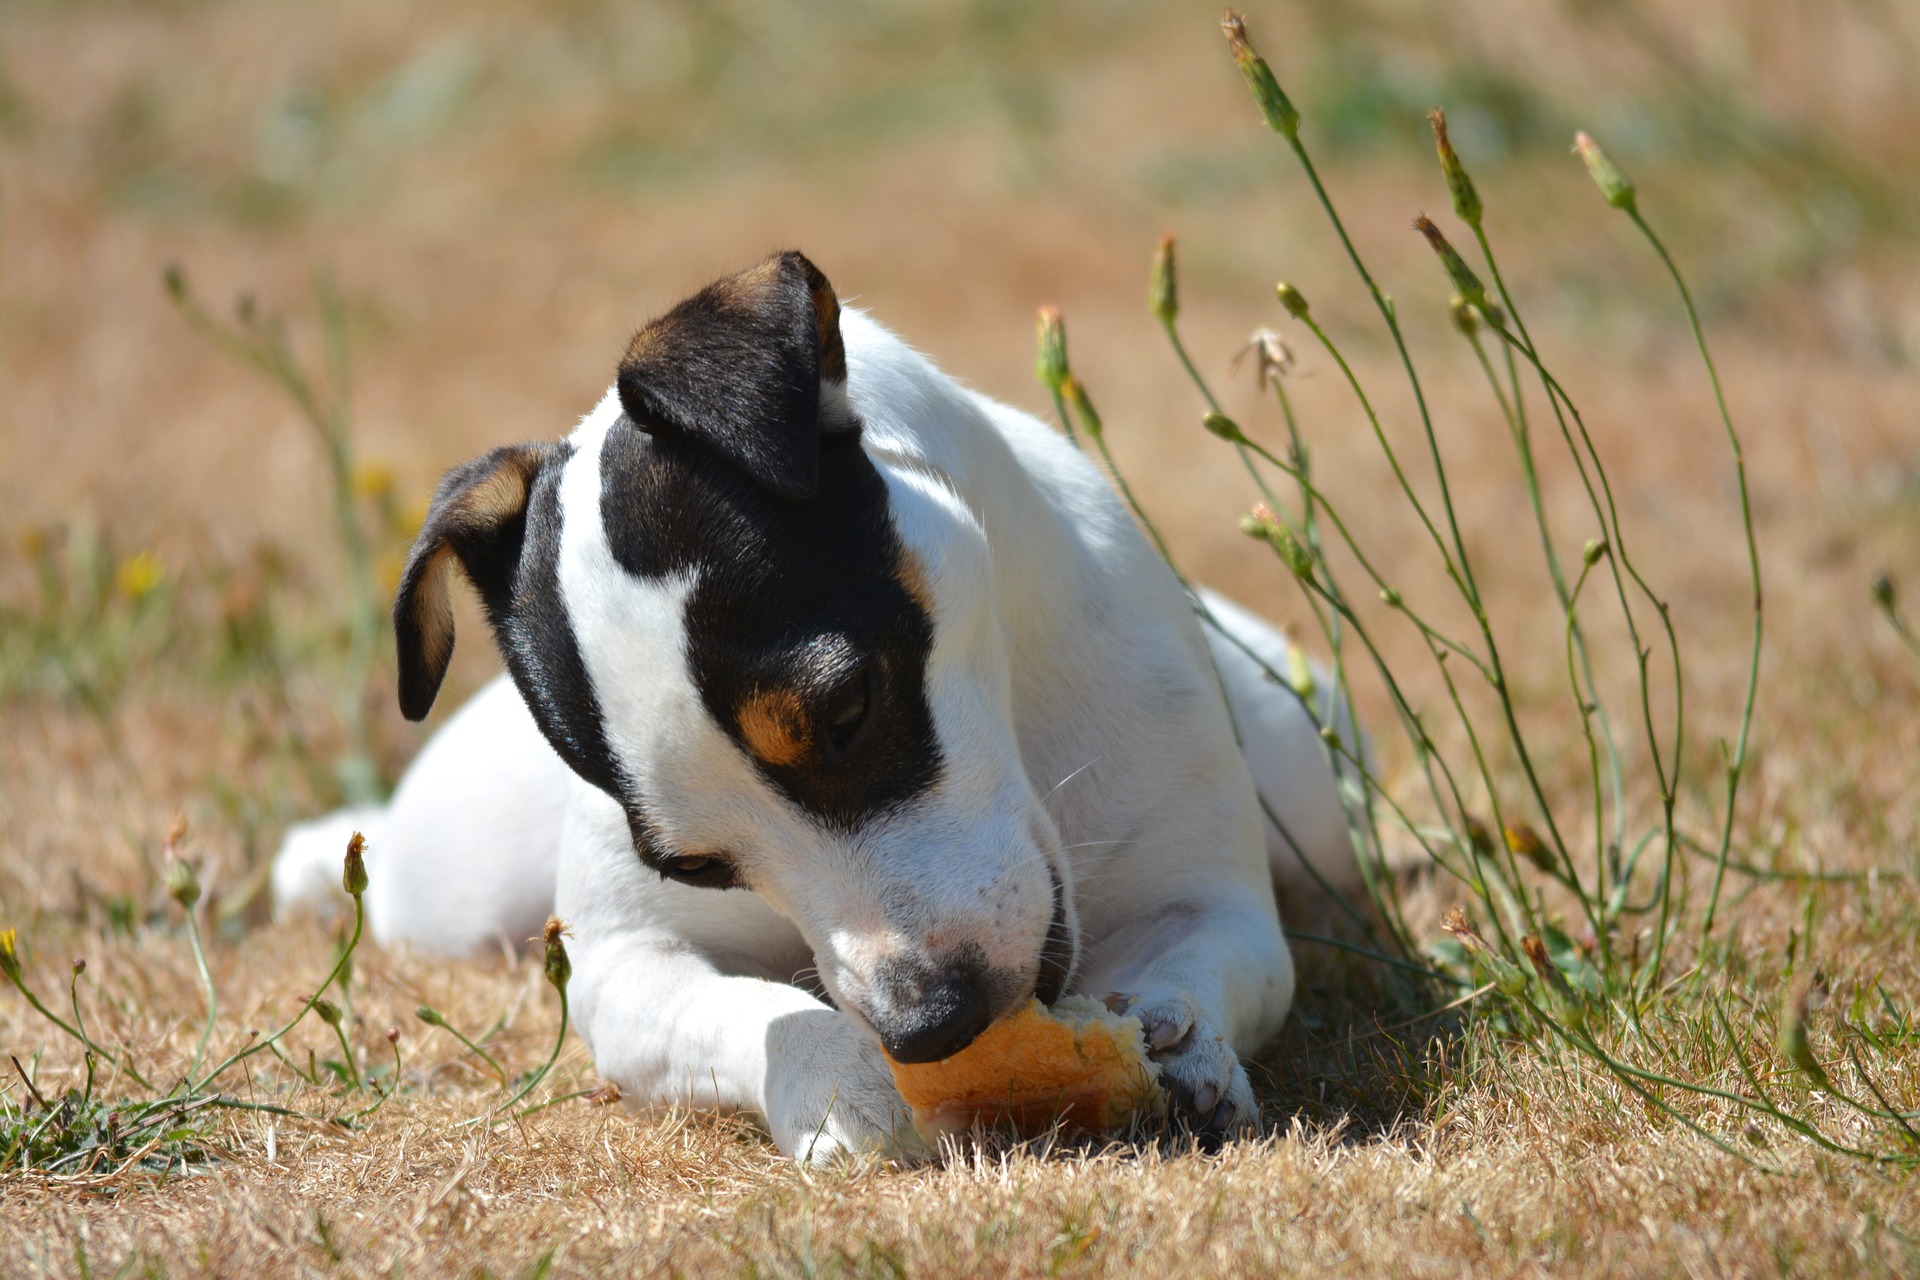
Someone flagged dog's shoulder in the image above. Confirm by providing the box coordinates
[836,309,1125,532]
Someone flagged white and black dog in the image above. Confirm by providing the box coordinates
[274,251,1357,1161]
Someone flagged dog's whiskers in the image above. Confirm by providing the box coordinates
[1042,758,1102,808]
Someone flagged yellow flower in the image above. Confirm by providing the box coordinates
[116,550,165,601]
[0,928,20,983]
[352,460,396,504]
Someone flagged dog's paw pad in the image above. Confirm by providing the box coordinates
[1106,989,1257,1141]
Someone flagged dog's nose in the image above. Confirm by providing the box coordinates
[870,961,996,1064]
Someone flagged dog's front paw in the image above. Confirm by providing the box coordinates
[1107,988,1259,1143]
[765,1009,920,1164]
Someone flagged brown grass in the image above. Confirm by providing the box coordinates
[5,1,1920,1275]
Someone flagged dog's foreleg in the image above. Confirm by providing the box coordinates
[569,934,917,1163]
[1076,895,1294,1135]
[558,787,920,1163]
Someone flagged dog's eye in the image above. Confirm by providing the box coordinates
[824,670,873,753]
[658,855,740,890]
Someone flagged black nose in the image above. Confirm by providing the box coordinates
[871,963,996,1064]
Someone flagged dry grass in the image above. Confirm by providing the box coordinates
[5,1,1920,1275]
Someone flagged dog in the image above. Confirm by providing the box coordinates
[273,251,1358,1161]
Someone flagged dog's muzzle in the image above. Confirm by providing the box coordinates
[868,869,1076,1064]
[869,946,997,1064]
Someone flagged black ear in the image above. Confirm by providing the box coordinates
[394,443,550,721]
[615,250,851,501]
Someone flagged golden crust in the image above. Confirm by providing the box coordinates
[886,996,1163,1139]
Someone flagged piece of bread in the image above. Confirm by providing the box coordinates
[886,996,1163,1139]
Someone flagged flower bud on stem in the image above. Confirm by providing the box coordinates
[1221,11,1300,139]
[1063,375,1104,443]
[1427,108,1482,227]
[1504,823,1556,876]
[342,832,369,899]
[1574,132,1637,214]
[1870,573,1895,610]
[477,917,577,1122]
[1779,975,1833,1091]
[1202,411,1243,443]
[1149,233,1179,324]
[166,859,202,911]
[1274,282,1311,320]
[1413,215,1488,313]
[0,929,19,987]
[1240,503,1314,580]
[312,996,363,1090]
[542,916,573,993]
[1034,306,1068,396]
[417,1005,509,1086]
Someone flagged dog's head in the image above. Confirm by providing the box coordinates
[394,251,1075,1062]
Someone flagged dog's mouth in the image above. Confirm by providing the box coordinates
[1033,865,1075,1006]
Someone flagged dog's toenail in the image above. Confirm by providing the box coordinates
[1191,1080,1219,1114]
[1147,1017,1188,1052]
[1103,992,1132,1015]
[1208,1099,1236,1131]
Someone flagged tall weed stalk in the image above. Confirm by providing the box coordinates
[1038,10,1913,1167]
[163,267,385,805]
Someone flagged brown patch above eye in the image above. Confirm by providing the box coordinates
[737,686,813,768]
[893,546,933,614]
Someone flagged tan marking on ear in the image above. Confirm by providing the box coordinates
[737,686,813,768]
[454,463,535,530]
[708,256,784,312]
[621,257,789,370]
[620,319,660,366]
[410,544,457,679]
[808,274,846,386]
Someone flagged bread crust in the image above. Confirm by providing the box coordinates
[886,996,1164,1138]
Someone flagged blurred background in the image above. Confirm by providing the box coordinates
[2,0,1917,896]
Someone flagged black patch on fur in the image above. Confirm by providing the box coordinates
[497,447,625,800]
[597,416,943,831]
[410,252,935,880]
[1035,867,1074,1006]
[391,441,626,802]
[616,251,846,501]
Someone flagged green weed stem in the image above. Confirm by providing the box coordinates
[190,891,363,1094]
[1622,209,1763,944]
[482,987,571,1123]
[3,960,149,1090]
[418,1008,510,1088]
[183,906,217,1083]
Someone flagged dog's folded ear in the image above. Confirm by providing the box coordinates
[615,250,852,501]
[393,443,551,721]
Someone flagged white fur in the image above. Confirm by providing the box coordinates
[275,309,1358,1160]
